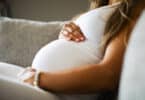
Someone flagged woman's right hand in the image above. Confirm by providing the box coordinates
[59,22,86,42]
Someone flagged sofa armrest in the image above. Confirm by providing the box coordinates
[0,17,65,67]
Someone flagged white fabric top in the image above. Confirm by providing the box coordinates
[31,3,120,100]
[32,3,120,72]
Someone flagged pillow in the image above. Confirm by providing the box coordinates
[0,17,64,67]
[119,10,145,100]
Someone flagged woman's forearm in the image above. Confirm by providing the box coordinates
[39,63,118,93]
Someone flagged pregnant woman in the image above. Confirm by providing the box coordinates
[0,0,145,100]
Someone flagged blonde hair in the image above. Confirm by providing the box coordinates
[89,0,145,50]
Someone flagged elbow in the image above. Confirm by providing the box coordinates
[98,61,122,91]
[107,76,120,91]
[105,69,120,91]
[94,67,120,92]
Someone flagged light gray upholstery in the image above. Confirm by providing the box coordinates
[119,10,145,100]
[0,62,59,100]
[0,17,64,67]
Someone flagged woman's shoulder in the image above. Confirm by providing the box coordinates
[102,2,120,9]
[91,2,120,12]
[73,2,120,21]
[75,2,120,23]
[81,2,121,18]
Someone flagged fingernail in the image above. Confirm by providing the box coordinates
[67,38,71,41]
[80,37,85,40]
[75,39,80,42]
[63,31,68,35]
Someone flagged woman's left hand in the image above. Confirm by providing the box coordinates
[18,67,36,85]
[59,22,85,42]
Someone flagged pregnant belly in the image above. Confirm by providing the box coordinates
[32,39,101,72]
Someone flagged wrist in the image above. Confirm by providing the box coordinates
[38,72,49,90]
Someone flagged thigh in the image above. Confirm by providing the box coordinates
[0,62,24,79]
[0,76,59,100]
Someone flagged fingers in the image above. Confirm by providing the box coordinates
[69,31,85,42]
[61,30,85,42]
[18,71,34,82]
[60,22,85,42]
[67,22,80,31]
[17,67,36,78]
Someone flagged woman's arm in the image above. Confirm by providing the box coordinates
[38,30,127,93]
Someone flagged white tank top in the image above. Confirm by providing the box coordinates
[32,3,120,72]
[32,3,120,100]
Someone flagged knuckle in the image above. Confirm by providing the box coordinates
[69,34,73,37]
[62,30,69,35]
[74,30,82,36]
[66,37,71,40]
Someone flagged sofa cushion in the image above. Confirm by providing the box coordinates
[0,17,64,67]
[119,10,145,100]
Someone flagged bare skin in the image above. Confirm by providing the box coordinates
[23,0,145,94]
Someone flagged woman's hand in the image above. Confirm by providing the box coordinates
[17,67,36,85]
[59,22,86,42]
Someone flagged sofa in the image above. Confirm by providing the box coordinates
[119,9,145,100]
[0,17,64,67]
[0,9,145,100]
